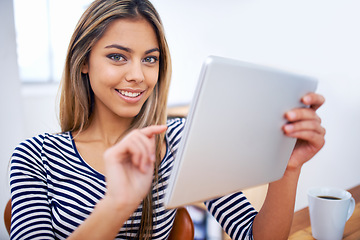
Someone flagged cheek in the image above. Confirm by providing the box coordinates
[146,68,159,89]
[90,63,122,86]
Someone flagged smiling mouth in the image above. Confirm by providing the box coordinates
[116,89,143,98]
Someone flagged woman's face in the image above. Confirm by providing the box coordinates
[82,18,160,120]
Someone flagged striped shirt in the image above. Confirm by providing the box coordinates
[9,118,257,239]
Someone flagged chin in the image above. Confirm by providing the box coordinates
[117,107,143,119]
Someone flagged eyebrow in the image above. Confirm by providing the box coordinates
[145,48,160,54]
[105,44,160,55]
[105,44,132,52]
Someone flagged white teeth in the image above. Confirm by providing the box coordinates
[119,90,141,98]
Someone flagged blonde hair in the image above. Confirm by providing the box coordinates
[59,0,171,238]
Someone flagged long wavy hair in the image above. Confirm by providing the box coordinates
[58,0,172,238]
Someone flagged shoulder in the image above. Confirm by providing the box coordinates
[164,118,185,155]
[11,132,71,165]
[13,132,70,152]
[166,117,185,133]
[166,118,185,141]
[12,134,47,159]
[11,133,50,180]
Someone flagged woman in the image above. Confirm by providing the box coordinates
[9,0,326,239]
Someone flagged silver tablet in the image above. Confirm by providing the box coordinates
[164,56,317,208]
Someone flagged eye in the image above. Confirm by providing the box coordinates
[143,56,158,64]
[107,54,126,62]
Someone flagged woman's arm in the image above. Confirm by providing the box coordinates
[67,125,167,240]
[10,135,55,240]
[252,93,326,240]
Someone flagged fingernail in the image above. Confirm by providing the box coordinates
[287,111,296,120]
[284,124,294,132]
[303,96,311,104]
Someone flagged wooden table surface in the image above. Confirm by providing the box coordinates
[289,184,360,240]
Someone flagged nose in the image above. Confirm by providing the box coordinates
[125,61,144,83]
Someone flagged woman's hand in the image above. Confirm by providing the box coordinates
[283,93,326,170]
[253,93,325,240]
[103,125,167,210]
[68,126,167,240]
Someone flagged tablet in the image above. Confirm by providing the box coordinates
[164,56,317,209]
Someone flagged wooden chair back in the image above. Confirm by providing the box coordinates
[168,207,194,240]
[4,199,11,235]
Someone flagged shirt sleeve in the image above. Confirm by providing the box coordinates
[9,135,55,240]
[205,192,258,240]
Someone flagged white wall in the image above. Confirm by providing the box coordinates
[154,0,360,211]
[0,0,24,238]
[1,2,360,237]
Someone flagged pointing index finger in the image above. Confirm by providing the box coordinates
[140,125,168,138]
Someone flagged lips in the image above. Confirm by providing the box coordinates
[118,90,141,98]
[115,89,145,102]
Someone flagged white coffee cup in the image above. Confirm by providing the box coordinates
[308,187,356,240]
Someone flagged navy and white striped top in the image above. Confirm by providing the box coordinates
[9,118,257,239]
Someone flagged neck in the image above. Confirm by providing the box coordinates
[77,107,134,148]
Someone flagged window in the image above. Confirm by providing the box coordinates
[13,0,92,83]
